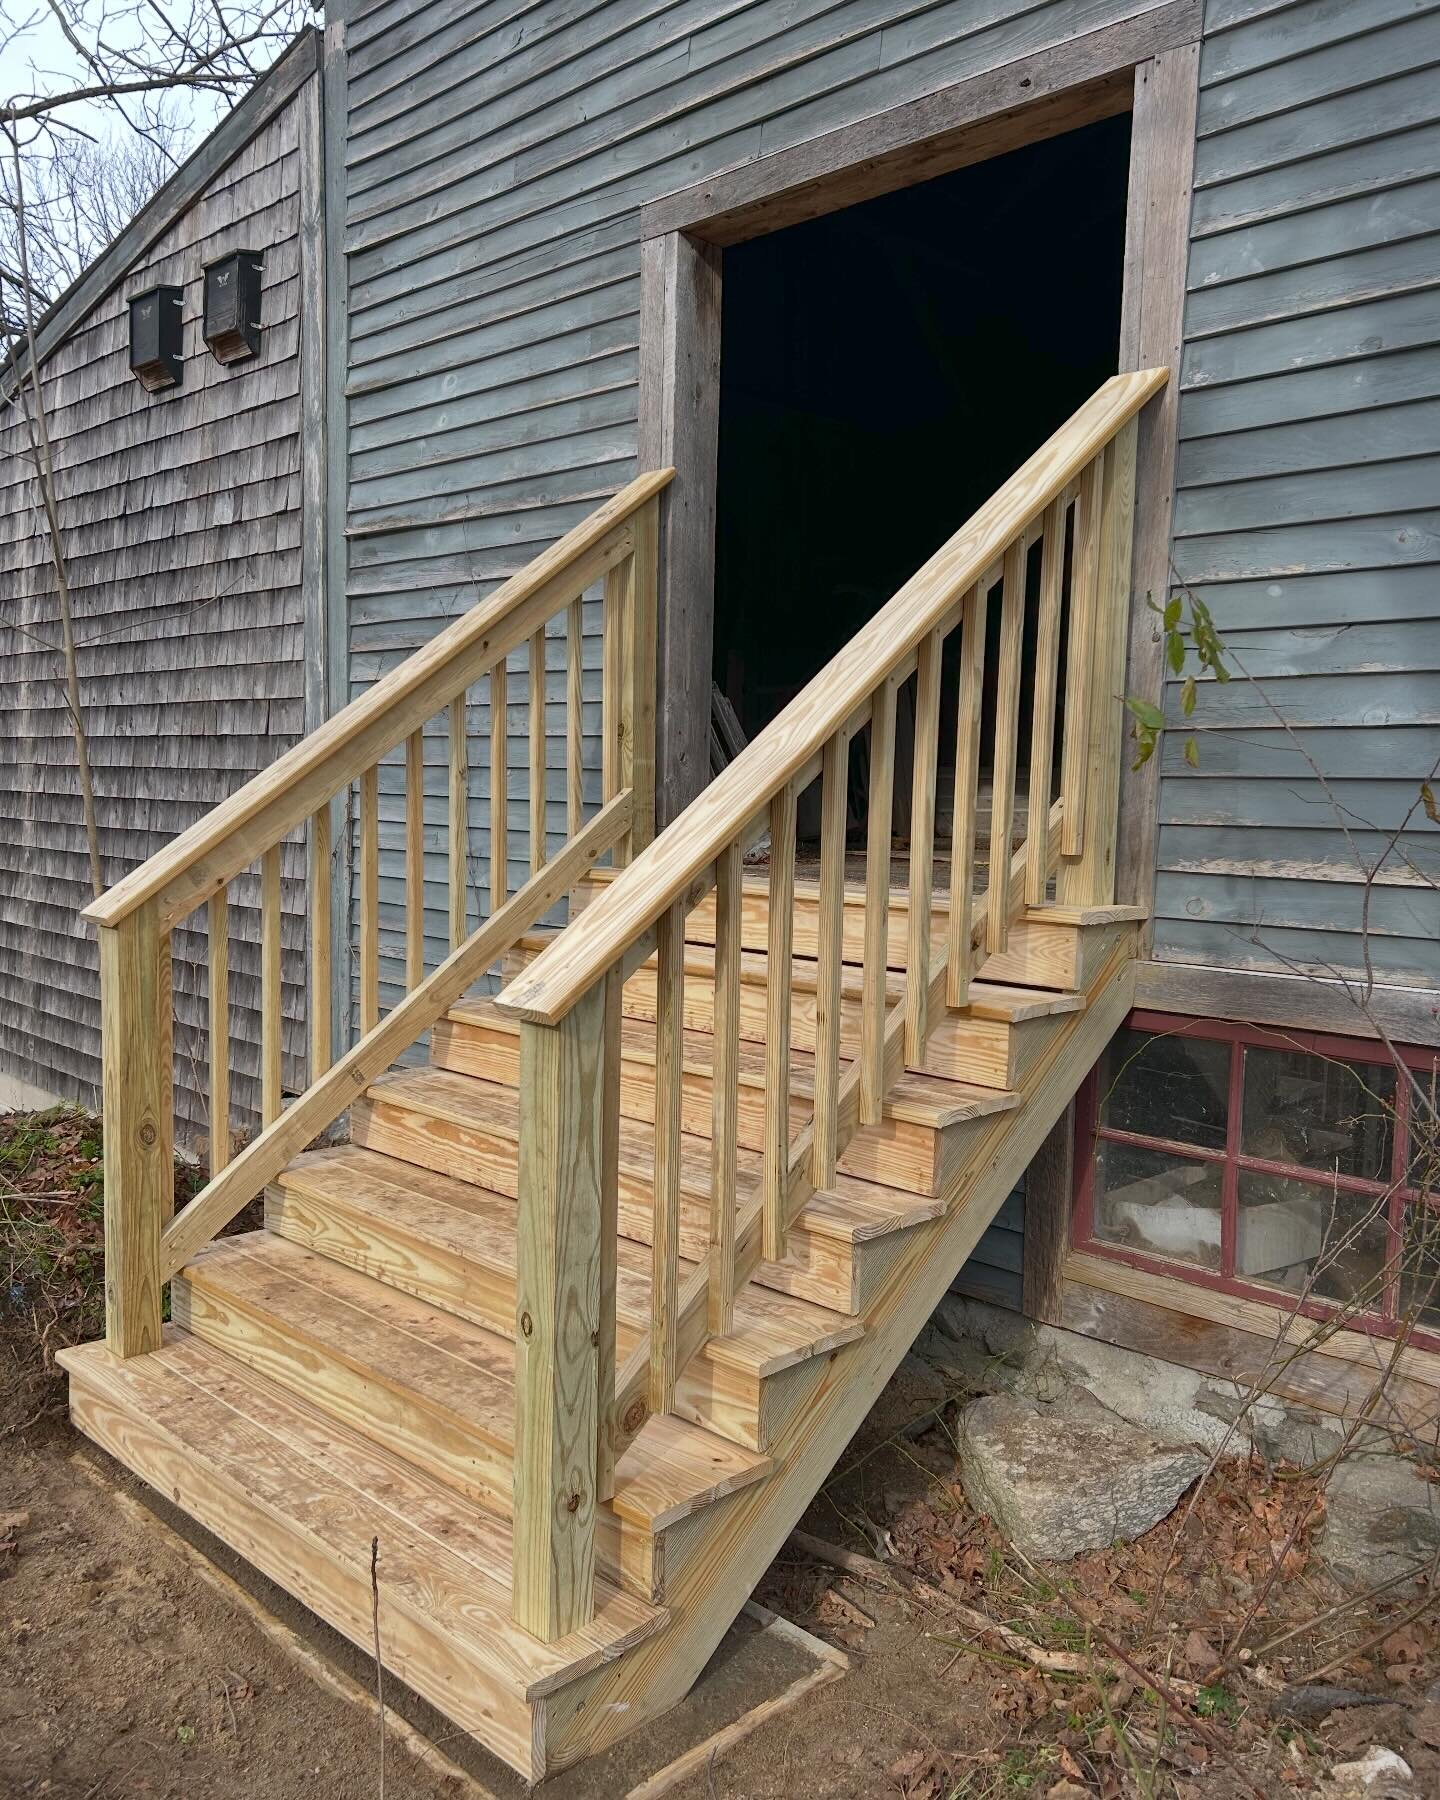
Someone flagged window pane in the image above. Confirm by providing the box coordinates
[1408,1096,1438,1199]
[1239,1170,1389,1310]
[1400,1203,1440,1331]
[1098,1028,1229,1150]
[1242,1045,1394,1182]
[1093,1139,1221,1268]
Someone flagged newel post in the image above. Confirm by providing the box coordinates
[512,980,607,1641]
[99,898,173,1357]
[617,495,659,861]
[1056,416,1139,908]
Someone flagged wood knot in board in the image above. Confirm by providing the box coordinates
[566,1490,583,1514]
[622,1398,647,1436]
[520,1311,533,1338]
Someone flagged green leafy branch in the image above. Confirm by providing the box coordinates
[1125,588,1230,771]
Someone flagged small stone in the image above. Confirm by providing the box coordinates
[955,1392,1207,1563]
[1327,1746,1412,1795]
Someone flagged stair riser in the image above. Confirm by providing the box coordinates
[352,1094,863,1316]
[174,1270,656,1601]
[507,944,876,1061]
[432,1017,944,1197]
[66,1376,547,1780]
[917,1012,1040,1090]
[575,873,1094,988]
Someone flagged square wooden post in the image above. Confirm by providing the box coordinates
[100,899,173,1357]
[618,495,659,861]
[512,982,606,1642]
[1057,418,1139,909]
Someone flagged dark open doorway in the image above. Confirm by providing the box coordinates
[712,110,1133,843]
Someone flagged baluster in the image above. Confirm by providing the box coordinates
[309,802,332,1078]
[626,499,659,857]
[360,765,380,1034]
[1026,494,1069,906]
[905,628,942,1065]
[709,842,742,1335]
[596,965,621,1503]
[567,597,584,840]
[946,580,989,1007]
[405,728,424,990]
[1058,420,1139,906]
[490,661,507,912]
[99,900,172,1356]
[811,732,849,1188]
[984,535,1027,956]
[530,624,547,875]
[763,782,797,1261]
[449,695,468,950]
[651,902,684,1412]
[208,888,229,1174]
[1060,455,1104,860]
[860,673,898,1124]
[602,563,625,806]
[261,843,282,1125]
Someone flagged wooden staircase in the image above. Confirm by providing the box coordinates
[60,372,1165,1782]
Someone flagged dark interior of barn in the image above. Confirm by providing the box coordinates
[713,110,1133,854]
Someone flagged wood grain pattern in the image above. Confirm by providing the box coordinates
[567,597,584,838]
[650,903,685,1414]
[491,660,508,911]
[905,628,943,1059]
[709,844,742,1337]
[1025,495,1068,907]
[100,902,173,1355]
[514,982,605,1640]
[860,675,898,1127]
[449,695,469,950]
[262,844,284,1125]
[309,803,333,1081]
[811,730,849,1188]
[208,889,230,1175]
[1059,455,1103,861]
[763,782,798,1262]
[531,626,548,875]
[946,582,988,1009]
[406,727,425,989]
[360,765,380,1035]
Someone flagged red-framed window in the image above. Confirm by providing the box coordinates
[1073,1012,1440,1353]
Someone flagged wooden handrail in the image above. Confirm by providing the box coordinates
[83,469,673,933]
[495,371,1165,1031]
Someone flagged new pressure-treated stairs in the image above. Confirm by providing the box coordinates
[62,373,1164,1782]
[62,870,1141,1781]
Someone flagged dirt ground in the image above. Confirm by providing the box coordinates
[3,1107,1439,1799]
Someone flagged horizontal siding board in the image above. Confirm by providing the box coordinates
[1152,918,1440,985]
[1158,822,1440,884]
[1192,119,1440,237]
[1154,868,1440,939]
[1176,397,1440,483]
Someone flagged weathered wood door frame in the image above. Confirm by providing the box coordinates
[637,0,1201,867]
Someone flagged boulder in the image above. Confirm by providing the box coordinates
[956,1391,1207,1562]
[1327,1747,1412,1796]
[1318,1458,1440,1597]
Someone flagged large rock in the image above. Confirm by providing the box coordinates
[1319,1457,1440,1596]
[957,1392,1208,1562]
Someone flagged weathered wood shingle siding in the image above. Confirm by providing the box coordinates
[0,86,313,1144]
[1157,0,1440,988]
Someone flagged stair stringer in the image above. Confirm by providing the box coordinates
[537,930,1139,1775]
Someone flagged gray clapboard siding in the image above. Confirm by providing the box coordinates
[951,1188,1026,1311]
[0,70,318,1147]
[329,0,1440,1041]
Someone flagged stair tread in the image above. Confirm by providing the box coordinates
[275,1146,860,1376]
[961,982,1085,1022]
[449,996,1017,1129]
[367,1064,939,1239]
[184,1228,771,1526]
[58,1333,664,1702]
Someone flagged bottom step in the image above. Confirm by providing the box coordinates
[58,1333,666,1783]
